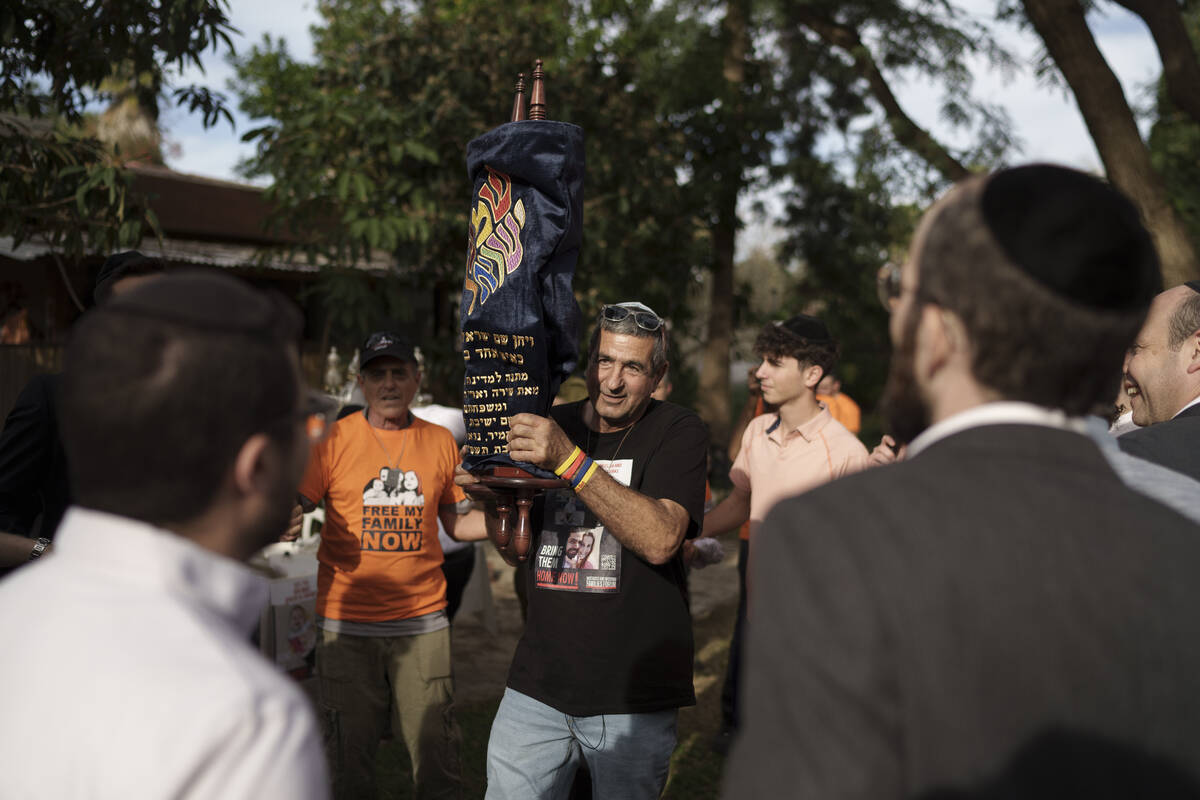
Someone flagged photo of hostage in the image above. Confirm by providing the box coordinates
[362,476,391,504]
[287,603,317,656]
[560,527,596,570]
[457,301,708,799]
[396,468,425,506]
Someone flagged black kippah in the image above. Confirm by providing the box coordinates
[777,314,831,343]
[107,271,301,342]
[979,164,1161,311]
[92,250,164,303]
[1186,280,1200,295]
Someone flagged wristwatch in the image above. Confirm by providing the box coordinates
[29,538,50,560]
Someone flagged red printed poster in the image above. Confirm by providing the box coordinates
[534,459,630,593]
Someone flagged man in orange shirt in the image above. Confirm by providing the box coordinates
[816,372,862,434]
[299,330,485,800]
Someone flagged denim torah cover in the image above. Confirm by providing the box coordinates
[460,120,584,477]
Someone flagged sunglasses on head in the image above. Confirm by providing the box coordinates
[601,303,663,333]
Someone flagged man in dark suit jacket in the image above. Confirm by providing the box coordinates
[1117,281,1200,481]
[723,165,1200,799]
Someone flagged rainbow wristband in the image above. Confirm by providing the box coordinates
[566,455,594,488]
[554,446,583,477]
[560,451,588,483]
[573,460,600,491]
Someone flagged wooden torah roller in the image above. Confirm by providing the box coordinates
[464,466,567,562]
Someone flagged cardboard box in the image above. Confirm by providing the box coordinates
[251,540,320,678]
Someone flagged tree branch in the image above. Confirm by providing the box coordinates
[1022,0,1198,284]
[789,8,971,183]
[1111,0,1200,125]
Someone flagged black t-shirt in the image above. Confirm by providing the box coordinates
[506,399,709,716]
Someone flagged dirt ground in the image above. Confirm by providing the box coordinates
[298,529,743,797]
[407,532,744,798]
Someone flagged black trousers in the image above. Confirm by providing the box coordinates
[440,545,477,622]
[720,538,749,731]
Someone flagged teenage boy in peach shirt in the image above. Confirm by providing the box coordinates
[702,314,869,751]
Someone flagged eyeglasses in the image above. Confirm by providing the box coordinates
[361,365,414,382]
[293,390,340,443]
[601,303,663,333]
[876,262,902,311]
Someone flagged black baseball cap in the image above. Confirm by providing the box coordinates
[360,331,416,367]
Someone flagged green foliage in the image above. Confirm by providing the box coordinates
[778,153,920,436]
[754,0,1019,430]
[233,0,715,398]
[1,116,157,256]
[0,0,236,123]
[231,0,1020,413]
[1148,3,1200,249]
[1,1,237,258]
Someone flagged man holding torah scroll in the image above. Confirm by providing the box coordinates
[461,303,708,799]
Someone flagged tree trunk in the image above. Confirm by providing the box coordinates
[1022,0,1200,286]
[700,214,737,447]
[696,0,749,449]
[1112,0,1200,126]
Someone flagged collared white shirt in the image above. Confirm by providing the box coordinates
[906,402,1091,458]
[1175,394,1200,418]
[0,508,329,799]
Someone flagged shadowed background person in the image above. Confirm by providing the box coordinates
[0,251,165,570]
[0,273,330,798]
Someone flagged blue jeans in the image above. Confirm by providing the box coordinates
[486,688,678,799]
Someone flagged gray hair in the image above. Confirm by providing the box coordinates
[1168,291,1200,350]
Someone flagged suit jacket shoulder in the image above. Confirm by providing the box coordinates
[1117,406,1200,482]
[725,424,1200,800]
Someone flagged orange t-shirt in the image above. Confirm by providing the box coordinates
[816,392,862,434]
[299,413,466,622]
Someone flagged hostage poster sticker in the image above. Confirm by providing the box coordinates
[359,464,425,553]
[535,459,630,593]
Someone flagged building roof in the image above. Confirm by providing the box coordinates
[2,163,393,273]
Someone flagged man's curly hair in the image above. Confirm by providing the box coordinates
[754,322,838,381]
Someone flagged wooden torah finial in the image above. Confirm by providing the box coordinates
[510,72,527,122]
[528,59,547,121]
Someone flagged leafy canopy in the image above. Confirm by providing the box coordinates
[1,1,237,259]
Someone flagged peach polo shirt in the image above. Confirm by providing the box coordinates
[730,405,869,540]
